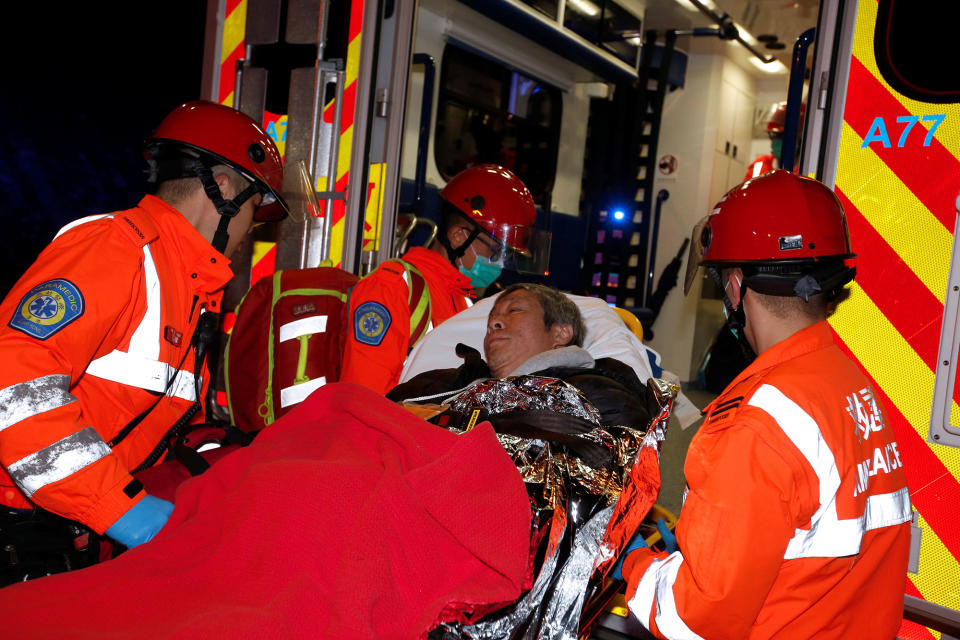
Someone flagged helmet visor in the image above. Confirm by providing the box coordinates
[482,224,551,274]
[683,215,711,295]
[272,159,319,224]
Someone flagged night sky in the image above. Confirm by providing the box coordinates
[0,2,208,297]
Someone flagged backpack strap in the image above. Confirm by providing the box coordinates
[382,258,432,350]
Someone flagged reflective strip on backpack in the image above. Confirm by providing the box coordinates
[280,376,327,408]
[0,375,76,433]
[84,245,197,402]
[392,259,432,349]
[748,384,911,560]
[7,426,111,497]
[279,315,328,342]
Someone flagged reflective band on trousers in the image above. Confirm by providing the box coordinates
[748,384,912,559]
[0,375,76,433]
[7,426,111,497]
[628,552,705,640]
[83,243,197,402]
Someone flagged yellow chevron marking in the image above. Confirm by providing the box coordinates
[221,91,235,108]
[337,124,354,183]
[346,31,362,85]
[329,217,345,268]
[251,240,274,267]
[363,162,387,251]
[851,0,960,162]
[222,0,247,65]
[836,123,951,305]
[829,284,960,484]
[915,512,960,612]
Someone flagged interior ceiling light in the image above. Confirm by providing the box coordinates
[738,27,759,47]
[567,0,601,17]
[674,0,717,13]
[749,57,787,74]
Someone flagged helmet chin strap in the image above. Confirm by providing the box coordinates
[439,224,482,268]
[710,267,758,363]
[190,159,261,254]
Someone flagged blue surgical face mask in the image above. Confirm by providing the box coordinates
[459,246,503,288]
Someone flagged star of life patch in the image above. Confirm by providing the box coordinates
[9,279,85,340]
[353,301,391,346]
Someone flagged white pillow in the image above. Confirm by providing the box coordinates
[400,292,658,384]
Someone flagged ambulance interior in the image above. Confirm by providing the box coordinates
[397,0,812,397]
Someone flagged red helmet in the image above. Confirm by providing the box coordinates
[766,102,788,134]
[766,101,806,135]
[684,170,855,296]
[145,101,288,222]
[440,164,549,273]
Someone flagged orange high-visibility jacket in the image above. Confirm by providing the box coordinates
[339,247,474,395]
[0,195,233,533]
[743,154,779,182]
[623,322,912,639]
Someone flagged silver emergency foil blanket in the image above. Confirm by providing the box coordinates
[446,376,603,424]
[430,374,678,639]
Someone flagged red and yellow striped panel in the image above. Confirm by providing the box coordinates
[215,0,366,280]
[831,0,960,634]
[323,0,366,267]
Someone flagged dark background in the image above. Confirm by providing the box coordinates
[0,2,208,297]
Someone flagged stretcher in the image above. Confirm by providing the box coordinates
[0,297,676,639]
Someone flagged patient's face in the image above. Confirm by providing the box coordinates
[484,289,563,378]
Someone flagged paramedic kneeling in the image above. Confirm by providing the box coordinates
[619,170,912,639]
[0,102,288,554]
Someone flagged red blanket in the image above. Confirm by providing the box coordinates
[0,383,533,639]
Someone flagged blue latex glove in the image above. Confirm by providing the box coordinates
[657,517,679,554]
[106,495,174,549]
[611,530,648,581]
[611,518,678,581]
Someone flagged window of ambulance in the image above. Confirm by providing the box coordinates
[434,44,562,205]
[875,0,960,103]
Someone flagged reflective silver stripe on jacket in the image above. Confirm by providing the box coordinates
[83,244,197,402]
[748,384,912,559]
[0,375,76,433]
[628,552,705,640]
[54,214,114,239]
[7,426,111,497]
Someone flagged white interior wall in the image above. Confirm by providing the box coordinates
[647,53,723,382]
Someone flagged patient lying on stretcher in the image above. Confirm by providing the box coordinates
[389,283,674,639]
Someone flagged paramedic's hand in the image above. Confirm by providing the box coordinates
[610,518,678,580]
[106,495,174,549]
[611,530,648,581]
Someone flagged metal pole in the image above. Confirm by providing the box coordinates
[781,28,816,173]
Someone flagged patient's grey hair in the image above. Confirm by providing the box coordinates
[499,283,586,347]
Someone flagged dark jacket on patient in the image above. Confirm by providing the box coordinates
[387,344,651,469]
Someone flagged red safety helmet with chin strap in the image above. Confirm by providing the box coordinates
[144,101,288,224]
[684,170,856,300]
[439,164,550,274]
